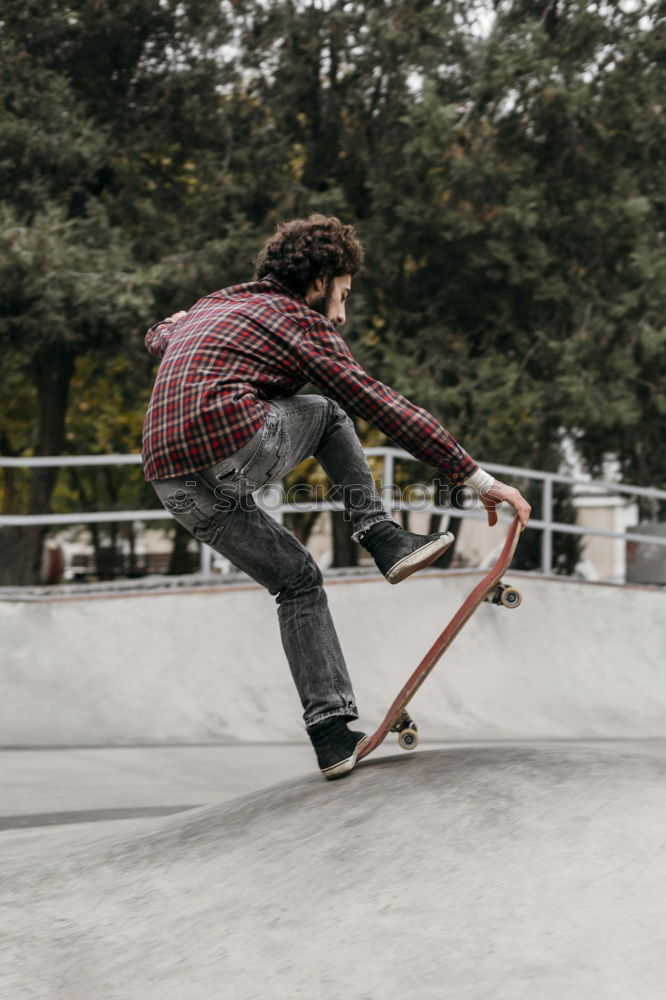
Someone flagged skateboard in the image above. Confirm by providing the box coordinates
[357,515,523,761]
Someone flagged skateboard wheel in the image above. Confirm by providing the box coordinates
[500,587,522,608]
[398,728,419,750]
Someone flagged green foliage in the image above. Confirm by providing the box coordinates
[356,1,663,501]
[1,201,145,352]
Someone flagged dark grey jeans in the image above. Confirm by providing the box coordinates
[151,394,392,728]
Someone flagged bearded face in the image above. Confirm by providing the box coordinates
[308,277,336,320]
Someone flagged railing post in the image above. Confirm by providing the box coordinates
[541,476,554,574]
[383,450,395,512]
[199,542,213,575]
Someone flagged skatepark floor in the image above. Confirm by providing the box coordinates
[4,738,666,838]
[4,739,666,1000]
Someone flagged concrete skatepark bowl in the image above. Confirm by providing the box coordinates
[3,745,666,999]
[1,571,665,998]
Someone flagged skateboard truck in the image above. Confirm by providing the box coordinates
[484,581,522,608]
[391,709,419,750]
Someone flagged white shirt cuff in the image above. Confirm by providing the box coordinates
[463,467,495,495]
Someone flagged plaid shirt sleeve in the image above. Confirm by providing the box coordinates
[298,316,478,484]
[145,319,177,358]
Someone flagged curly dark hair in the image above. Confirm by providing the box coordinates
[255,214,364,296]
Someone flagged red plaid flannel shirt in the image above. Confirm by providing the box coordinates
[142,276,478,484]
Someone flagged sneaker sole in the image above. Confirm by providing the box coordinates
[385,533,454,584]
[321,735,370,780]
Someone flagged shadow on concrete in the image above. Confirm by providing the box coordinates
[0,805,200,831]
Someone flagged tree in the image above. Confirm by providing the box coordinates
[0,201,147,582]
[0,0,251,582]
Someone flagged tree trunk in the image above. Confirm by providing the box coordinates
[89,522,103,578]
[0,352,75,586]
[168,521,194,575]
[104,468,120,578]
[127,520,139,577]
[330,510,357,568]
[0,433,23,516]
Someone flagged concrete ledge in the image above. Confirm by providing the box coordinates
[1,571,664,745]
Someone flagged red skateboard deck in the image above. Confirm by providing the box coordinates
[357,515,522,761]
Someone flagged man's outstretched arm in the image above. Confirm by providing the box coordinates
[297,317,531,529]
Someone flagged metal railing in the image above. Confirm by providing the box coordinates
[1,448,665,577]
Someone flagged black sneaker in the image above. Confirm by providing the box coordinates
[308,716,369,780]
[358,520,454,584]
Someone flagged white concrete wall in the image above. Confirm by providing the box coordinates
[1,572,664,745]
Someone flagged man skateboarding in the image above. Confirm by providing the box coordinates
[143,214,531,779]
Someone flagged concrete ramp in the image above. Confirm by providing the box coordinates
[3,746,666,999]
[1,573,664,744]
